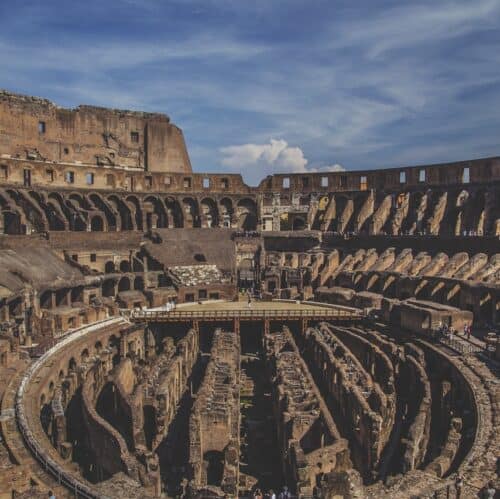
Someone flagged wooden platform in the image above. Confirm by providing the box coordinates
[130,300,362,324]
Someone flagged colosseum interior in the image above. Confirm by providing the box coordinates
[0,90,498,498]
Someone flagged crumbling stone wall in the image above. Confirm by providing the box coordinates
[265,326,353,497]
[188,329,240,498]
[0,90,192,173]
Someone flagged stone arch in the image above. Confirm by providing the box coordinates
[134,276,144,291]
[219,197,234,228]
[89,193,117,230]
[331,195,350,233]
[50,192,84,231]
[40,393,52,435]
[68,357,77,372]
[462,188,487,234]
[346,192,369,233]
[0,192,24,234]
[165,197,183,228]
[200,197,219,228]
[144,196,168,230]
[69,192,92,210]
[236,198,257,230]
[7,189,47,233]
[70,286,84,303]
[292,216,306,231]
[119,260,131,273]
[96,381,134,451]
[108,194,134,231]
[29,190,66,231]
[80,348,90,363]
[440,189,468,236]
[90,214,104,232]
[132,255,144,272]
[402,191,427,235]
[118,277,131,292]
[182,197,200,228]
[105,261,116,273]
[126,195,143,231]
[1,210,23,234]
[102,278,116,297]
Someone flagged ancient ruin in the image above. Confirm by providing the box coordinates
[0,91,498,498]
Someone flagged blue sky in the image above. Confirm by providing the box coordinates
[1,0,499,185]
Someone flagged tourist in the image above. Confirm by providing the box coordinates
[279,486,291,499]
[253,488,263,499]
[247,290,252,308]
[455,475,463,498]
[48,491,56,499]
[269,489,276,499]
[466,323,472,341]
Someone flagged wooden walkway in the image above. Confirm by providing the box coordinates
[130,300,361,323]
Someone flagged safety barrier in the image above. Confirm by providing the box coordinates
[15,317,125,499]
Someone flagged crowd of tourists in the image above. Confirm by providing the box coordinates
[252,486,292,499]
[434,322,472,341]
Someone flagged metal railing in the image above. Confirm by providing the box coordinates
[439,335,483,355]
[130,307,359,321]
[15,318,124,499]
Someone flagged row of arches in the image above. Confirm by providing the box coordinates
[313,187,499,235]
[0,188,259,234]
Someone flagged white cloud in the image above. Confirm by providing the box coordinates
[219,139,346,184]
[309,164,346,173]
[220,139,307,181]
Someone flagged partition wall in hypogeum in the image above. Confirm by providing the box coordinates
[12,305,498,499]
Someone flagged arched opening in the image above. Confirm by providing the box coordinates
[89,194,117,230]
[402,191,427,234]
[182,197,200,228]
[119,260,131,273]
[90,215,104,232]
[126,196,143,231]
[96,382,134,451]
[3,211,23,234]
[237,198,257,231]
[204,450,225,486]
[118,277,131,292]
[292,216,306,231]
[132,256,144,272]
[330,196,349,233]
[145,196,167,229]
[68,357,77,372]
[102,279,116,297]
[200,198,219,228]
[165,197,183,228]
[219,197,234,228]
[108,195,134,231]
[39,290,53,310]
[71,286,84,304]
[143,405,156,450]
[80,348,89,363]
[40,393,52,435]
[36,190,67,231]
[134,276,144,291]
[104,261,115,273]
[50,192,83,231]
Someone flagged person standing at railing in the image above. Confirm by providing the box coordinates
[48,490,56,499]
